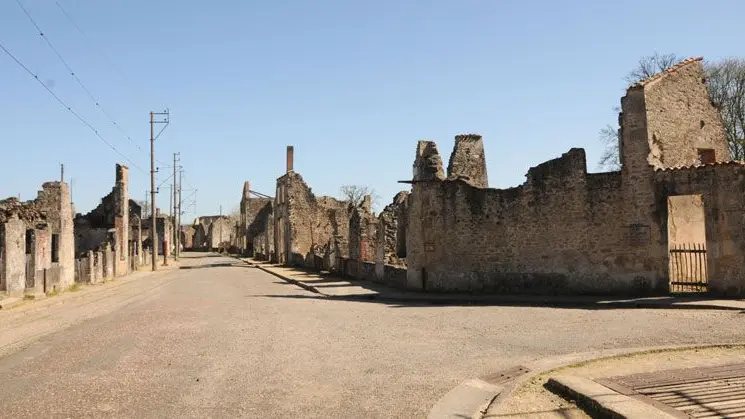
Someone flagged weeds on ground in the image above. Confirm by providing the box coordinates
[68,283,82,292]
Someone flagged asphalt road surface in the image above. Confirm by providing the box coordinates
[1,252,744,418]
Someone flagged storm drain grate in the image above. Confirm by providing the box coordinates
[481,365,530,385]
[597,362,745,418]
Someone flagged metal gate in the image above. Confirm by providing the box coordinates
[669,243,708,293]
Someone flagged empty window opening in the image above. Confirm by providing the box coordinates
[667,194,707,293]
[25,230,34,255]
[697,149,716,165]
[51,233,59,263]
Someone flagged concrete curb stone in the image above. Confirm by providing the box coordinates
[546,375,679,418]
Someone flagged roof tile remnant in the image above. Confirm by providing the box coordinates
[630,57,704,89]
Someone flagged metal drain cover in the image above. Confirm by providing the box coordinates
[597,362,745,418]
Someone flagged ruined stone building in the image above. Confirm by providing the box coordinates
[206,216,233,251]
[238,181,273,258]
[273,146,356,269]
[237,57,744,297]
[0,181,74,297]
[73,164,141,278]
[141,210,173,256]
[180,224,196,250]
[400,57,745,295]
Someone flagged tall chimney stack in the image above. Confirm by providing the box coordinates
[286,145,294,173]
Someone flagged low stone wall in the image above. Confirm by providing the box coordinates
[380,265,407,289]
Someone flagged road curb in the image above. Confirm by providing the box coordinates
[463,343,745,419]
[232,256,325,295]
[545,375,679,418]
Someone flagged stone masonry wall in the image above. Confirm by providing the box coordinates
[274,172,350,267]
[2,216,26,296]
[114,164,129,276]
[447,134,489,188]
[654,163,745,295]
[374,191,408,282]
[407,145,643,295]
[638,58,730,169]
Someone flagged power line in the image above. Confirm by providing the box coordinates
[0,39,147,173]
[15,0,144,154]
[54,0,130,84]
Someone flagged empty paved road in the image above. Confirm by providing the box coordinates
[1,252,744,418]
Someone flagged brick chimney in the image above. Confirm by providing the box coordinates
[286,145,294,173]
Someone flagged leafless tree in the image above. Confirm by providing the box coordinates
[339,185,380,213]
[624,52,684,84]
[706,58,745,160]
[597,53,681,170]
[597,124,621,171]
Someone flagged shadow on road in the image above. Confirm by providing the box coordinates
[246,293,745,312]
[180,262,251,270]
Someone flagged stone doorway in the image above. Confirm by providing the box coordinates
[667,195,708,293]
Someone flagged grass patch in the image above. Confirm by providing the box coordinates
[47,288,59,297]
[67,283,82,292]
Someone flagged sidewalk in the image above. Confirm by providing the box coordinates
[241,257,745,311]
[0,259,182,313]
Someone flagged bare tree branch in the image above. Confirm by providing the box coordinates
[597,125,621,171]
[706,58,745,160]
[339,185,381,213]
[625,52,684,84]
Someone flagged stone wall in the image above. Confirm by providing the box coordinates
[36,182,74,289]
[207,217,233,250]
[374,191,409,281]
[447,134,489,188]
[180,225,195,250]
[1,216,26,296]
[400,57,745,296]
[114,164,129,276]
[406,144,647,295]
[274,172,350,268]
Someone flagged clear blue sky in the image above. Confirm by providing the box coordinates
[1,1,742,219]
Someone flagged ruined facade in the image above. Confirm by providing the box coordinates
[236,57,744,297]
[402,57,745,295]
[238,181,274,257]
[374,191,409,286]
[141,211,173,256]
[274,146,351,268]
[207,216,233,250]
[0,181,74,297]
[73,164,137,277]
[180,225,196,250]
